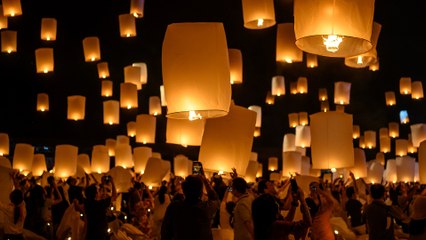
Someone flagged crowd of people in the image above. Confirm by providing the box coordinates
[0,167,425,240]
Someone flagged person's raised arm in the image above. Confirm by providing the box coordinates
[297,188,312,227]
[89,173,99,185]
[52,181,63,205]
[349,171,359,195]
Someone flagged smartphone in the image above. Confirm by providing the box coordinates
[290,178,299,193]
[192,161,203,175]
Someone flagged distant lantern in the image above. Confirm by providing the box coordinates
[272,75,285,96]
[318,88,328,101]
[2,0,22,17]
[276,23,303,63]
[366,160,384,184]
[301,156,311,175]
[97,62,110,79]
[349,148,367,178]
[282,151,302,177]
[132,62,148,85]
[241,0,275,29]
[320,101,329,112]
[253,127,261,137]
[152,152,162,159]
[1,30,17,53]
[41,18,57,41]
[82,36,101,62]
[344,22,381,68]
[127,121,136,137]
[35,48,54,73]
[248,106,262,128]
[173,155,192,178]
[77,154,91,174]
[299,112,308,126]
[13,143,34,172]
[54,144,78,178]
[103,100,120,125]
[395,139,408,157]
[105,139,116,157]
[0,7,8,29]
[310,111,354,169]
[418,141,426,183]
[133,146,152,174]
[135,114,156,144]
[364,130,376,149]
[268,157,278,171]
[32,154,47,177]
[295,125,311,148]
[37,93,49,112]
[149,96,162,116]
[359,136,365,149]
[353,125,360,139]
[399,77,411,95]
[297,77,308,94]
[256,163,263,178]
[120,83,138,109]
[294,0,374,57]
[389,122,399,138]
[411,81,424,100]
[396,156,415,182]
[407,136,417,154]
[384,159,397,183]
[115,144,133,169]
[245,160,259,183]
[290,82,298,95]
[380,136,391,153]
[67,95,86,121]
[162,23,231,120]
[283,133,296,152]
[101,80,113,97]
[199,104,256,175]
[166,118,205,147]
[379,128,389,139]
[334,82,351,105]
[306,53,318,68]
[288,113,299,128]
[124,66,142,90]
[385,91,396,106]
[335,105,345,113]
[119,14,136,37]
[130,0,144,18]
[229,49,243,84]
[159,85,167,106]
[410,124,426,148]
[91,145,110,173]
[400,110,410,124]
[0,133,9,156]
[376,152,385,166]
[369,60,380,71]
[117,135,130,145]
[265,91,275,105]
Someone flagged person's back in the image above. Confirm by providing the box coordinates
[0,189,26,239]
[345,187,363,228]
[232,177,254,240]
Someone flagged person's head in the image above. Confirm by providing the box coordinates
[29,177,37,187]
[66,176,77,186]
[134,181,143,192]
[10,189,24,224]
[158,185,168,204]
[252,193,280,239]
[232,177,247,197]
[370,184,386,200]
[47,175,55,185]
[309,181,320,195]
[346,186,356,199]
[182,175,203,201]
[85,184,99,201]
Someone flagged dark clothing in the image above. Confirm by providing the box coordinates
[24,184,45,236]
[85,197,112,240]
[305,197,320,217]
[212,182,227,228]
[51,186,69,225]
[364,200,395,240]
[345,198,363,227]
[68,185,84,204]
[4,234,24,240]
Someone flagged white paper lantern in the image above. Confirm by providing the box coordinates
[149,96,162,116]
[173,155,192,178]
[380,136,391,153]
[54,144,78,178]
[119,14,136,38]
[109,166,133,193]
[418,141,426,183]
[120,83,138,109]
[349,148,367,178]
[0,133,9,156]
[13,143,34,172]
[276,23,303,63]
[364,130,376,149]
[248,105,262,128]
[77,154,91,174]
[272,76,285,96]
[91,145,110,173]
[82,36,101,62]
[241,0,275,29]
[37,93,49,112]
[133,146,152,174]
[136,114,156,144]
[295,125,311,148]
[115,144,133,169]
[41,18,57,41]
[400,77,411,95]
[385,91,396,106]
[334,82,351,105]
[229,49,243,84]
[283,133,296,152]
[97,62,110,79]
[31,154,46,177]
[244,160,259,183]
[396,156,415,183]
[67,95,86,121]
[0,156,11,168]
[140,157,170,188]
[384,159,397,183]
[105,139,116,157]
[282,151,302,177]
[297,77,308,94]
[268,157,278,171]
[288,113,299,128]
[160,85,167,106]
[366,160,384,184]
[103,100,120,125]
[35,48,54,73]
[166,118,205,147]
[395,139,408,157]
[307,53,318,68]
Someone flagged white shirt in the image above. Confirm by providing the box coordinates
[0,201,26,235]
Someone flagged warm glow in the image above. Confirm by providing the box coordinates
[285,58,293,63]
[218,170,224,175]
[133,13,138,18]
[257,18,264,27]
[43,68,48,73]
[109,121,113,125]
[357,56,363,64]
[331,168,336,173]
[148,185,153,190]
[126,33,130,37]
[277,93,281,96]
[7,49,12,53]
[91,57,95,61]
[127,105,131,109]
[189,111,202,121]
[323,35,343,53]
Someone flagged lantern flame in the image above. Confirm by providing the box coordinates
[188,111,202,121]
[323,35,343,53]
[257,19,264,27]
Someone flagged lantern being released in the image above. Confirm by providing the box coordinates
[13,143,34,173]
[130,0,145,18]
[276,23,303,63]
[54,144,78,178]
[35,48,54,73]
[97,62,110,79]
[0,133,9,156]
[91,145,110,173]
[67,95,86,121]
[1,30,17,53]
[334,82,351,105]
[272,76,285,96]
[37,93,49,112]
[119,14,137,38]
[103,100,120,125]
[268,157,278,171]
[166,118,205,147]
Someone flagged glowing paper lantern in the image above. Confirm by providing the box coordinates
[173,155,192,178]
[282,151,302,177]
[410,124,426,148]
[283,134,296,152]
[244,160,259,183]
[120,83,138,109]
[379,128,389,139]
[295,125,311,148]
[256,163,263,178]
[0,156,11,168]
[97,62,110,79]
[133,146,152,174]
[229,49,243,84]
[13,143,34,172]
[162,23,231,120]
[296,146,306,156]
[400,77,412,95]
[199,104,256,174]
[248,106,262,128]
[299,112,308,126]
[35,48,54,73]
[119,14,136,37]
[82,36,101,62]
[334,82,351,105]
[320,101,329,112]
[290,82,298,95]
[400,110,410,124]
[310,111,354,169]
[0,133,9,156]
[130,0,144,18]
[1,30,17,53]
[101,80,113,97]
[359,136,365,149]
[31,154,46,177]
[160,85,167,106]
[166,118,205,147]
[395,139,408,157]
[297,77,308,94]
[380,136,391,153]
[241,0,275,29]
[276,23,303,63]
[268,157,278,171]
[149,96,162,116]
[300,156,311,175]
[288,113,299,128]
[126,121,136,137]
[384,159,397,183]
[364,130,376,149]
[294,0,374,57]
[396,156,415,183]
[131,62,148,85]
[418,141,426,183]
[369,60,379,71]
[389,122,399,138]
[115,144,133,169]
[411,81,424,100]
[77,154,91,174]
[306,53,318,68]
[91,145,110,173]
[2,0,22,17]
[385,91,396,106]
[366,160,384,184]
[272,76,285,96]
[353,125,360,139]
[124,66,142,90]
[103,100,120,125]
[105,139,116,157]
[407,136,417,154]
[349,148,367,178]
[108,166,133,193]
[37,93,49,112]
[265,91,275,105]
[318,88,328,101]
[67,95,86,121]
[0,7,8,29]
[135,114,156,144]
[140,157,170,188]
[117,135,130,145]
[41,18,57,41]
[54,144,78,178]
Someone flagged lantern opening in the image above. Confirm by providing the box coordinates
[188,111,202,121]
[257,19,264,27]
[323,35,343,53]
[357,56,363,65]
